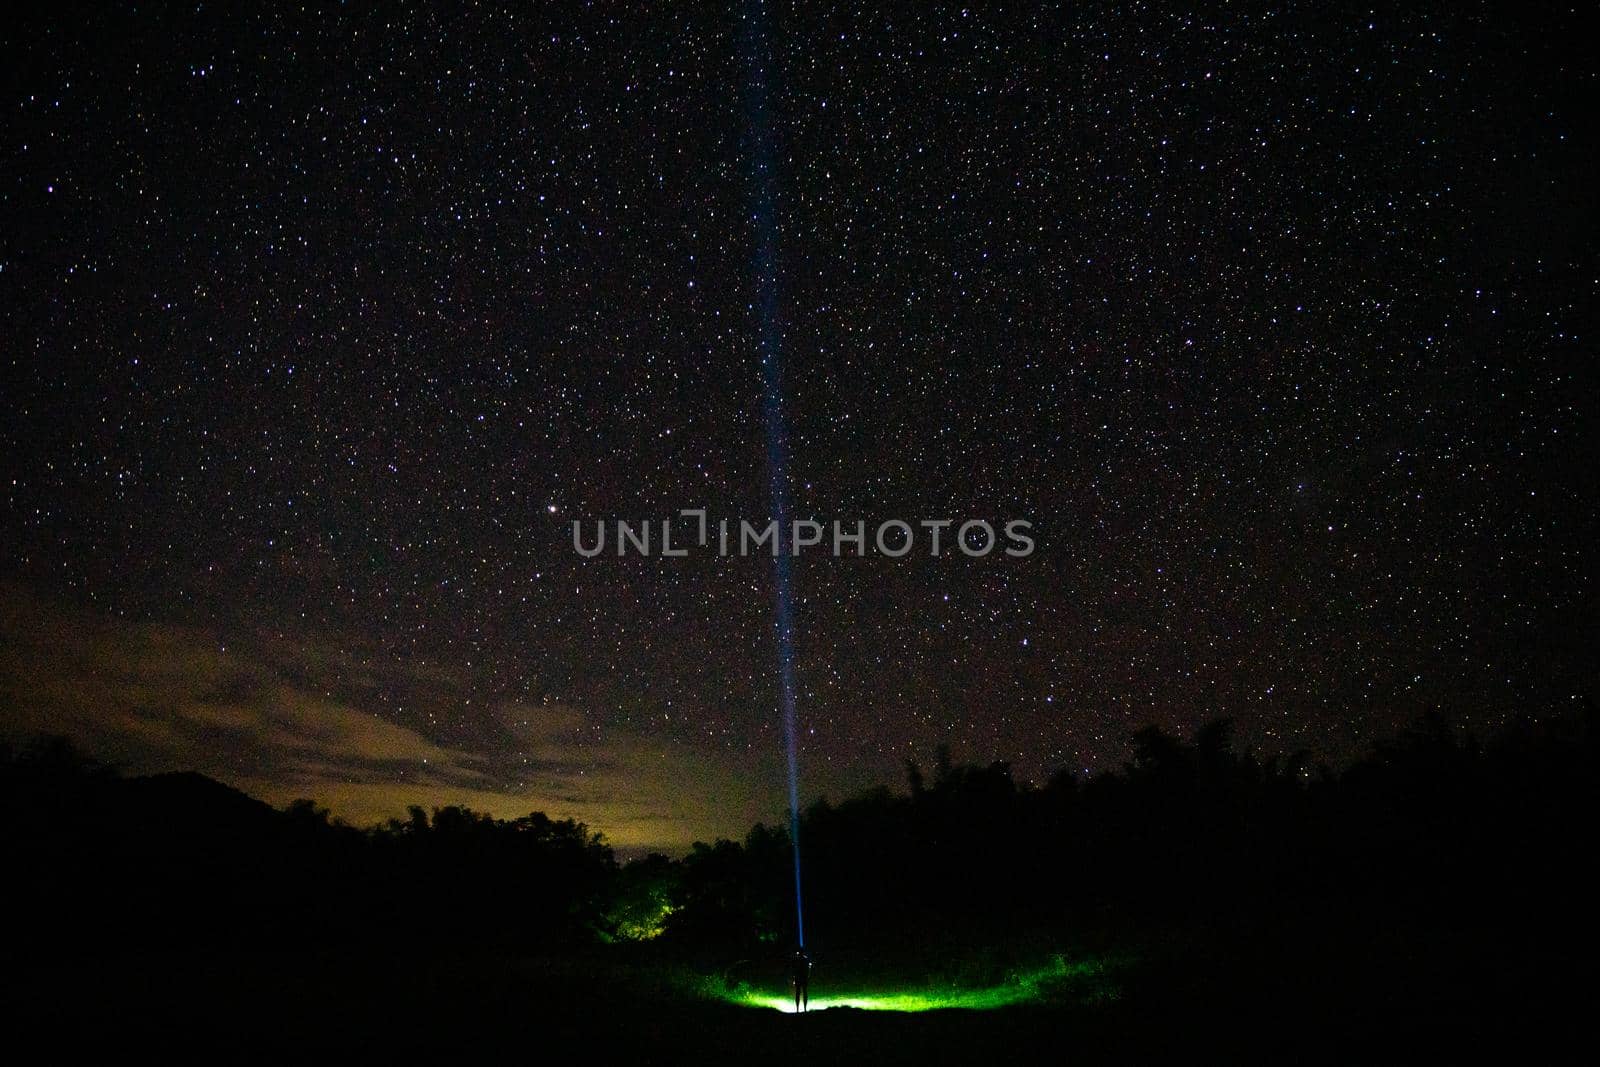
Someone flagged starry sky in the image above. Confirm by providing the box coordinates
[2,2,1592,850]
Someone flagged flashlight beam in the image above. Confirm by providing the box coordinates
[742,0,805,950]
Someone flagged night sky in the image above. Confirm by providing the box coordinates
[2,3,1592,850]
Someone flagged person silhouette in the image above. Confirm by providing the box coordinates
[791,947,812,1012]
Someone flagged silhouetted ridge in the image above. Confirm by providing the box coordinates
[2,705,1591,1053]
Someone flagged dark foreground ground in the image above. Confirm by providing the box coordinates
[5,915,1584,1066]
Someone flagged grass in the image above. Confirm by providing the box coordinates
[704,951,1121,1013]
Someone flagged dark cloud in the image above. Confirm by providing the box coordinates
[0,582,769,849]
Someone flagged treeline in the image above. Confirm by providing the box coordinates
[661,706,1597,962]
[1,743,615,954]
[3,705,1595,960]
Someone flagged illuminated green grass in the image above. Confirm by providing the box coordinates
[714,954,1111,1013]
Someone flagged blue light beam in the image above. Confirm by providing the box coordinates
[741,0,805,950]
